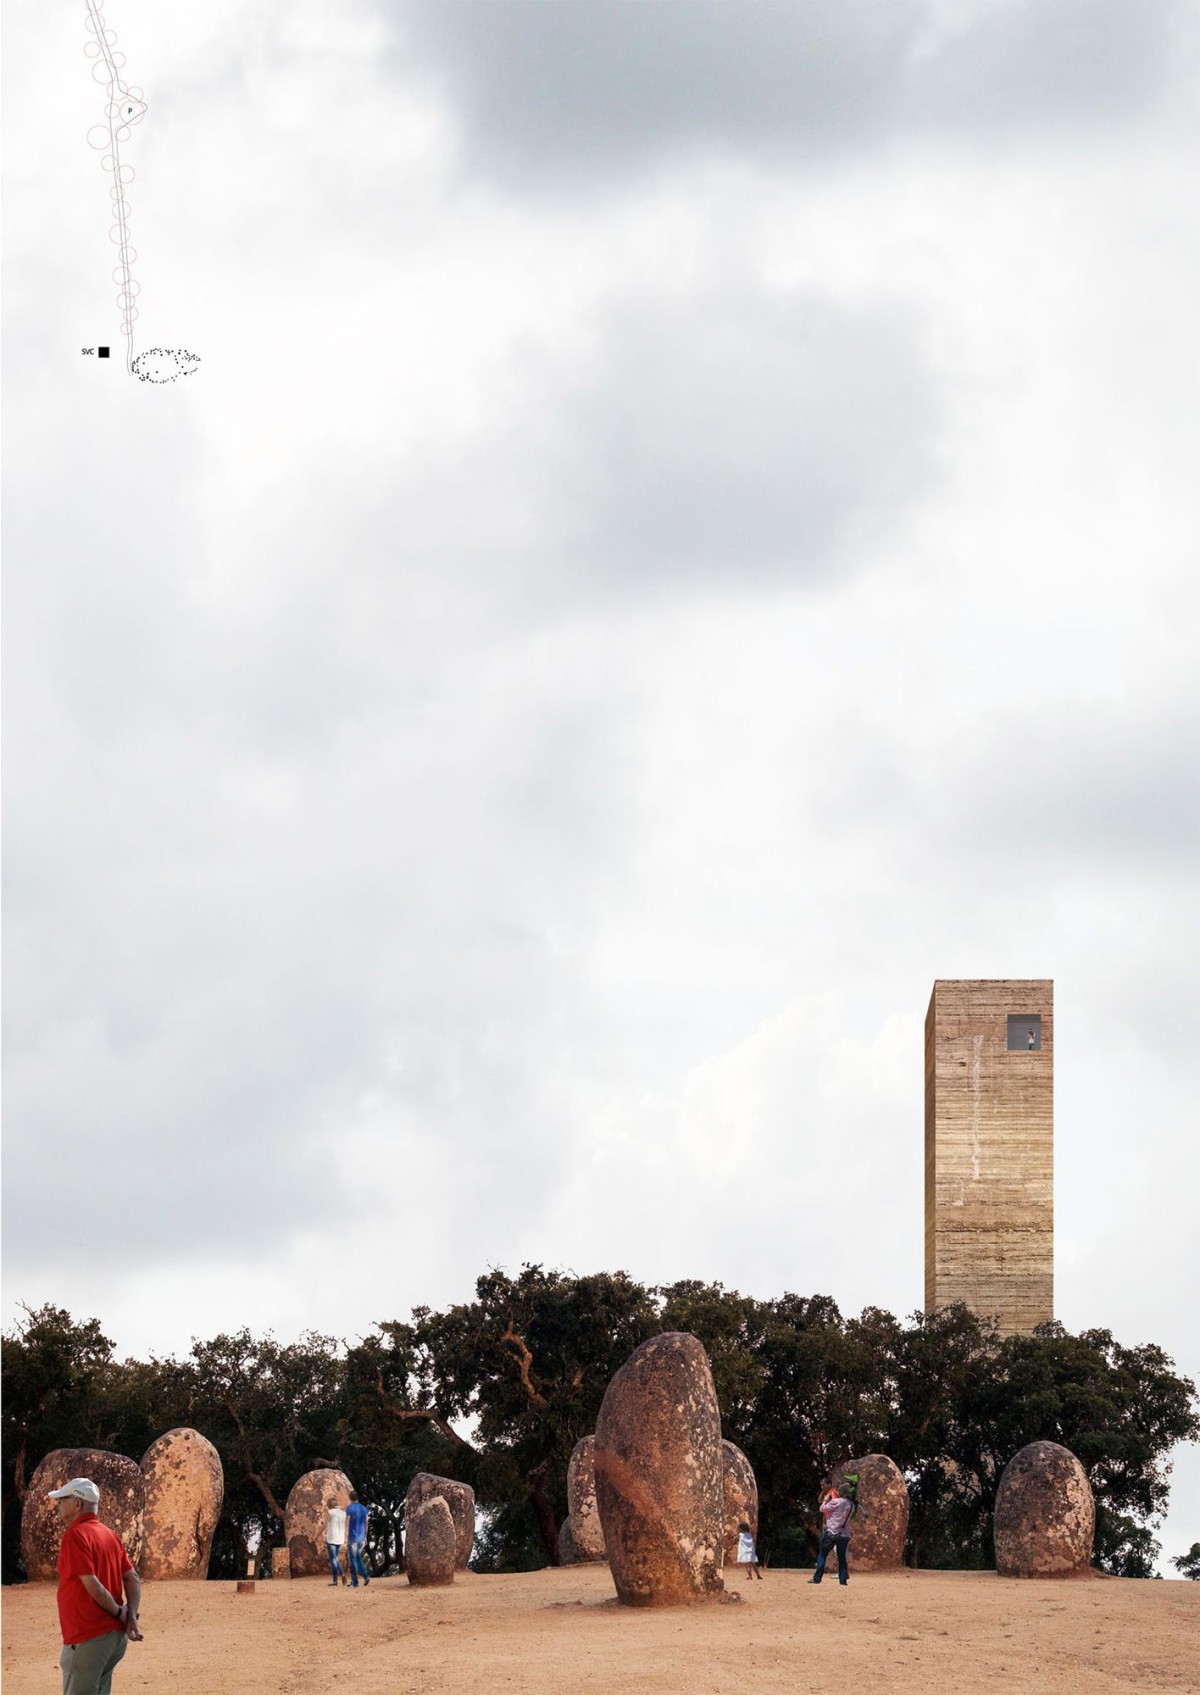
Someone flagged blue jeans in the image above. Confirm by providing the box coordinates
[327,1541,343,1581]
[813,1531,849,1584]
[348,1541,370,1585]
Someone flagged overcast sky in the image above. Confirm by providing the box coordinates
[4,0,1198,1570]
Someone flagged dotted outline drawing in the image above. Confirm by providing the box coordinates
[84,0,199,383]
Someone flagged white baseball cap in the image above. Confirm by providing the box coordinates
[48,1479,100,1507]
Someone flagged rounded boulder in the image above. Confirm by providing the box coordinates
[139,1428,224,1579]
[284,1468,353,1578]
[404,1473,475,1569]
[594,1331,724,1606]
[567,1435,606,1562]
[833,1454,908,1570]
[995,1440,1094,1577]
[22,1449,145,1581]
[405,1494,456,1586]
[557,1518,576,1565]
[721,1441,758,1567]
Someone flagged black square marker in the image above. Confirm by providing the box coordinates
[98,346,110,358]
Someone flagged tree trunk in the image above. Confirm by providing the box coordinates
[526,1462,559,1566]
[247,1471,288,1529]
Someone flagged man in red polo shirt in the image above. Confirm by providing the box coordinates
[49,1477,143,1695]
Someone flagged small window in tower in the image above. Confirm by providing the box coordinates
[1007,1015,1042,1051]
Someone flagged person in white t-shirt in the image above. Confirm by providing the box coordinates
[325,1499,348,1586]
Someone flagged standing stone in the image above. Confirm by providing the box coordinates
[720,1441,758,1567]
[833,1454,908,1570]
[284,1468,353,1578]
[405,1495,456,1586]
[557,1518,576,1565]
[404,1473,475,1569]
[567,1436,607,1562]
[21,1450,145,1581]
[140,1428,224,1579]
[272,1546,290,1579]
[594,1331,724,1607]
[995,1440,1094,1577]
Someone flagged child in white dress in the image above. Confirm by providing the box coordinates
[735,1521,763,1581]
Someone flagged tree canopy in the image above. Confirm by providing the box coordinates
[3,1273,1196,1584]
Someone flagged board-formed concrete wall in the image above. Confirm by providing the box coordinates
[924,979,1053,1336]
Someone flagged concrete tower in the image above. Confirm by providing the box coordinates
[924,979,1053,1335]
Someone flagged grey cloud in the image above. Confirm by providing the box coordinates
[2,783,592,1278]
[796,698,1199,1067]
[915,0,1198,135]
[811,700,1199,877]
[394,0,913,175]
[1,448,642,1277]
[392,0,1198,185]
[939,706,1199,876]
[266,285,941,606]
[529,290,940,595]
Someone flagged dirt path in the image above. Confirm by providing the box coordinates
[4,1565,1196,1695]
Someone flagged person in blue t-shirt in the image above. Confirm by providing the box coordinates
[345,1494,370,1588]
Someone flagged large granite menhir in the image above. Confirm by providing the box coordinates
[994,1440,1094,1577]
[720,1441,758,1566]
[284,1468,353,1578]
[405,1495,456,1586]
[595,1331,724,1607]
[567,1436,606,1562]
[22,1449,145,1581]
[834,1454,908,1570]
[140,1428,224,1579]
[404,1473,475,1570]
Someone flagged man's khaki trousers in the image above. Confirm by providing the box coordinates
[60,1630,127,1695]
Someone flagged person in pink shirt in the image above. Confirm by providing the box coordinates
[810,1478,852,1586]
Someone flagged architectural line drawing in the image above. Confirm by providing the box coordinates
[84,0,199,383]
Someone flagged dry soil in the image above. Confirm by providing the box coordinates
[3,1564,1197,1695]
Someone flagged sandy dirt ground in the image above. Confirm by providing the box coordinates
[4,1564,1197,1695]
